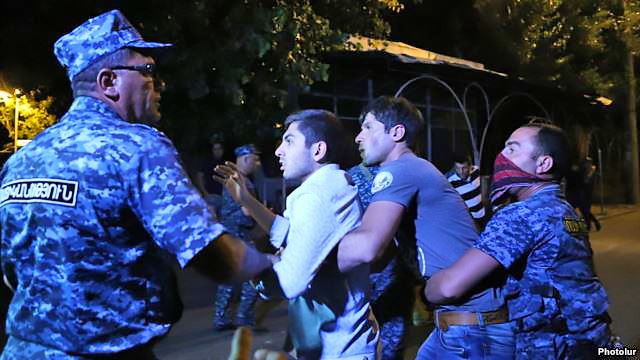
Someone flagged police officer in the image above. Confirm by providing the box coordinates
[0,10,272,358]
[214,144,262,330]
[425,123,613,359]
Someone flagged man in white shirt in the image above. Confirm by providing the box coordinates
[215,109,379,360]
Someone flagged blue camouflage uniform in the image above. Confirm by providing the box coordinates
[0,10,225,358]
[348,163,415,360]
[214,173,258,329]
[475,184,611,359]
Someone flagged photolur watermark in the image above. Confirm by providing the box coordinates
[597,347,637,357]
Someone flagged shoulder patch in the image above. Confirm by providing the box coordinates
[0,178,78,207]
[371,171,394,194]
[563,216,588,236]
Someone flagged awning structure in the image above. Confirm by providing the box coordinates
[298,35,613,170]
[345,35,507,76]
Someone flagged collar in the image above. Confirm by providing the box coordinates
[303,163,339,186]
[65,96,123,122]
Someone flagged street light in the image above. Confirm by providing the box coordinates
[13,89,21,153]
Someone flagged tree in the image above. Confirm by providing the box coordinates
[0,90,57,152]
[106,0,408,152]
[473,0,640,203]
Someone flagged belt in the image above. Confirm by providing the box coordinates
[435,307,509,332]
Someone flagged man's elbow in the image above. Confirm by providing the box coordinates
[426,275,466,304]
[360,246,381,264]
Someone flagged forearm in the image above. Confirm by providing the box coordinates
[239,192,276,233]
[425,270,459,304]
[189,233,273,283]
[338,228,388,272]
[425,248,501,304]
[337,201,403,272]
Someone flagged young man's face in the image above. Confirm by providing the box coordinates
[275,121,317,181]
[355,112,395,166]
[454,161,472,179]
[501,126,541,175]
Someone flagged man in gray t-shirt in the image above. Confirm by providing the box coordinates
[338,96,514,359]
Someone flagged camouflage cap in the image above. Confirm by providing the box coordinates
[234,144,260,157]
[54,9,173,81]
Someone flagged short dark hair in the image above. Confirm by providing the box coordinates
[359,96,424,147]
[71,48,137,97]
[284,109,346,164]
[526,123,570,180]
[453,150,471,164]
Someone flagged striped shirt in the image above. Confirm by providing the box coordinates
[446,166,485,220]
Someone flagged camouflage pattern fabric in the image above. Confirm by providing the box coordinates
[475,184,611,357]
[53,9,172,81]
[348,164,414,360]
[219,179,256,241]
[214,180,258,328]
[0,96,225,356]
[214,281,258,328]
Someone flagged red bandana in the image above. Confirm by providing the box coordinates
[489,152,553,205]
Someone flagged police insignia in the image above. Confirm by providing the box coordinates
[563,217,588,236]
[371,171,393,194]
[0,178,79,207]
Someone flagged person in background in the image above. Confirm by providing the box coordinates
[445,150,486,228]
[195,135,227,211]
[566,156,601,231]
[214,144,263,331]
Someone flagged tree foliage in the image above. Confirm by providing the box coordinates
[0,91,57,151]
[117,0,408,150]
[474,0,640,97]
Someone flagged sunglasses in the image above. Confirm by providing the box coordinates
[110,63,157,77]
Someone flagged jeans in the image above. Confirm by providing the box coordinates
[416,319,515,359]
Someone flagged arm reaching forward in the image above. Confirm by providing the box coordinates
[425,248,500,304]
[337,200,404,272]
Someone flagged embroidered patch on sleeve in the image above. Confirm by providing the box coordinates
[0,178,79,207]
[563,216,588,236]
[371,171,393,194]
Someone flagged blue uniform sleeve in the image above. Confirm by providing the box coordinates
[474,204,536,269]
[370,166,417,208]
[127,131,225,268]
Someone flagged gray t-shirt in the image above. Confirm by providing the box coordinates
[371,153,503,312]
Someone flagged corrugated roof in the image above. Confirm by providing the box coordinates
[346,35,507,76]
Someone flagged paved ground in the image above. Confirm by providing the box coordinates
[155,205,640,359]
[588,205,640,348]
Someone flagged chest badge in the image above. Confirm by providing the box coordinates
[371,171,393,194]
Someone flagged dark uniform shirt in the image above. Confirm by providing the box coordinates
[0,96,225,355]
[220,179,256,242]
[475,184,610,355]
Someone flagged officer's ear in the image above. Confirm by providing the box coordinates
[535,154,554,176]
[97,69,119,99]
